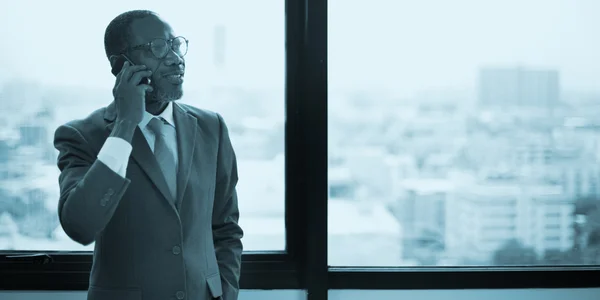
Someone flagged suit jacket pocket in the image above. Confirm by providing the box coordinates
[88,286,142,300]
[206,272,223,298]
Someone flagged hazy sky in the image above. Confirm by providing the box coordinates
[1,0,599,97]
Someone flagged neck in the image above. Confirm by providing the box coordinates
[146,101,169,116]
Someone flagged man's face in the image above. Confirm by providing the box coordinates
[127,15,186,103]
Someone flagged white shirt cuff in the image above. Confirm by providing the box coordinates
[97,137,133,178]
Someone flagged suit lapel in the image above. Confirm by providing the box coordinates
[173,103,198,210]
[104,101,177,208]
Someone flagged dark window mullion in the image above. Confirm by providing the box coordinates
[296,0,329,299]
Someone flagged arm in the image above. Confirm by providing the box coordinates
[54,120,136,245]
[212,113,244,300]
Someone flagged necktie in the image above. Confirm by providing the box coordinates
[147,117,177,203]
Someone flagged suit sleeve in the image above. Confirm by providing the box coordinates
[54,124,132,245]
[212,113,244,300]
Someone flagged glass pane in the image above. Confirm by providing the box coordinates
[0,1,284,251]
[328,0,600,266]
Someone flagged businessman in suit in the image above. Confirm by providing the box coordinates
[53,10,243,300]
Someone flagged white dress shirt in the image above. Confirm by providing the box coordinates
[97,102,179,178]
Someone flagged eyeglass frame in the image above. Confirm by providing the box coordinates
[125,36,189,59]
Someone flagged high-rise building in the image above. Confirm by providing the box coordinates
[478,67,560,108]
[213,25,227,68]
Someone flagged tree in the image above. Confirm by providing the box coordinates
[573,196,600,252]
[492,239,538,265]
[540,249,582,265]
[574,196,600,215]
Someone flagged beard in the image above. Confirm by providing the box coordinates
[148,84,184,102]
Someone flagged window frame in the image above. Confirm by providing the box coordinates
[1,0,600,298]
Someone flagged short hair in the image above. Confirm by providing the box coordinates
[104,10,157,60]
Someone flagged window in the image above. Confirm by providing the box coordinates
[2,0,599,297]
[328,0,600,267]
[0,1,284,252]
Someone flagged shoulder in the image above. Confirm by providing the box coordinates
[52,106,110,156]
[55,106,108,141]
[176,102,227,131]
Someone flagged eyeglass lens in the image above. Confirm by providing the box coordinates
[151,37,188,58]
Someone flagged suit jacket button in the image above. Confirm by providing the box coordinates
[100,199,107,207]
[106,188,114,195]
[172,245,181,255]
[176,290,185,299]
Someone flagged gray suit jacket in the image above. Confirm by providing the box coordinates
[53,101,243,300]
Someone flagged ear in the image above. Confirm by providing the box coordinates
[109,55,121,76]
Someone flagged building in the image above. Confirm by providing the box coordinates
[446,181,574,263]
[559,165,600,199]
[478,67,560,108]
[392,178,455,265]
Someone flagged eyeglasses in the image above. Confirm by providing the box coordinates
[128,36,189,59]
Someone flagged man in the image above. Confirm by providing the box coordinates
[53,10,243,300]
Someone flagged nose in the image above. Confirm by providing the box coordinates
[163,49,184,66]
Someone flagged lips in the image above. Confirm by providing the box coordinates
[163,69,185,78]
[165,74,183,80]
[163,70,185,84]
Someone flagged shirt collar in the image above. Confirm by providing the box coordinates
[138,101,176,129]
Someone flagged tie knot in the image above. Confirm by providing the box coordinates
[147,117,167,136]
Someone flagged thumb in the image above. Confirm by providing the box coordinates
[146,85,154,93]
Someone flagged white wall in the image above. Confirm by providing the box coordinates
[1,288,599,300]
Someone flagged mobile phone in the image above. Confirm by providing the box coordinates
[111,54,151,85]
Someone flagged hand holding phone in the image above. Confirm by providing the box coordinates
[112,54,151,85]
[112,60,153,124]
